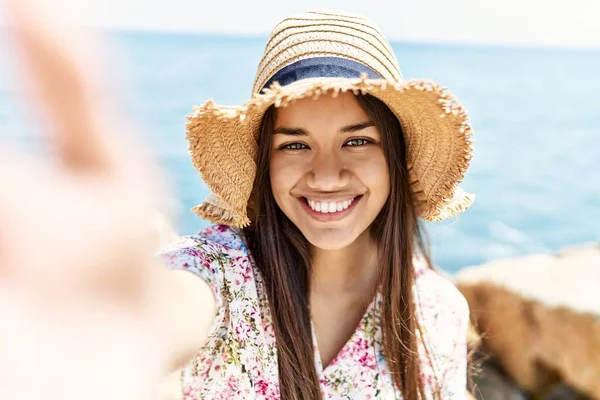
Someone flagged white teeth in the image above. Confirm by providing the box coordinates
[306,197,356,214]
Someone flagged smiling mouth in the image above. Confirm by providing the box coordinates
[303,197,357,214]
[297,195,363,221]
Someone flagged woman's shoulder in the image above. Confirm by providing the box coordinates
[157,224,252,277]
[413,259,470,330]
[157,225,255,299]
[159,224,247,255]
[413,261,470,390]
[195,224,248,251]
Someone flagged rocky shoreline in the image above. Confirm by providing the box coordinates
[456,244,600,399]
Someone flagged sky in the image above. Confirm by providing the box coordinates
[2,0,600,48]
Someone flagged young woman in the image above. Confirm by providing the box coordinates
[158,10,475,399]
[0,5,474,400]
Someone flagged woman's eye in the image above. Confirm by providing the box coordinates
[345,138,371,146]
[281,142,308,150]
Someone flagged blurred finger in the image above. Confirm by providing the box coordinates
[0,166,158,299]
[5,0,131,175]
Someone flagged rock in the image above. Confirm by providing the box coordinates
[540,383,595,400]
[455,244,600,399]
[469,358,527,400]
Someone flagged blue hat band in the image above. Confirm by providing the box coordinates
[260,57,381,93]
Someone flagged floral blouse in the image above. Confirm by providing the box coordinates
[159,225,469,399]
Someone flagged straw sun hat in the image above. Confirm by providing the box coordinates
[186,9,475,228]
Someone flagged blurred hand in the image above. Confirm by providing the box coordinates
[0,1,173,399]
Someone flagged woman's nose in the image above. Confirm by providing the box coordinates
[306,151,350,190]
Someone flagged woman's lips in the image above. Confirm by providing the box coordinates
[298,195,362,222]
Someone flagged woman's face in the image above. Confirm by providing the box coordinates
[270,92,390,250]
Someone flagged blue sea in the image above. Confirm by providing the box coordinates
[1,31,599,273]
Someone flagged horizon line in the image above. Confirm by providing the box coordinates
[99,26,600,53]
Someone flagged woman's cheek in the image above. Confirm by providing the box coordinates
[270,155,302,191]
[353,153,389,186]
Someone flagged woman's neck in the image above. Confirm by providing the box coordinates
[310,230,379,297]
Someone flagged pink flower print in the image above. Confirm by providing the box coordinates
[226,375,239,391]
[358,352,370,366]
[255,379,269,395]
[235,322,252,342]
[241,258,253,276]
[184,247,204,258]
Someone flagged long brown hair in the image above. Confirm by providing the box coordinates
[243,93,438,399]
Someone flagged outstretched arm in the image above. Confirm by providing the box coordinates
[0,1,215,398]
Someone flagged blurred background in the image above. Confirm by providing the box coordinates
[1,1,599,399]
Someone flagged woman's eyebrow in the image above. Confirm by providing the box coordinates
[273,127,307,136]
[273,121,374,136]
[341,121,375,133]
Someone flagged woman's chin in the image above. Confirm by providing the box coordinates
[300,227,362,251]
